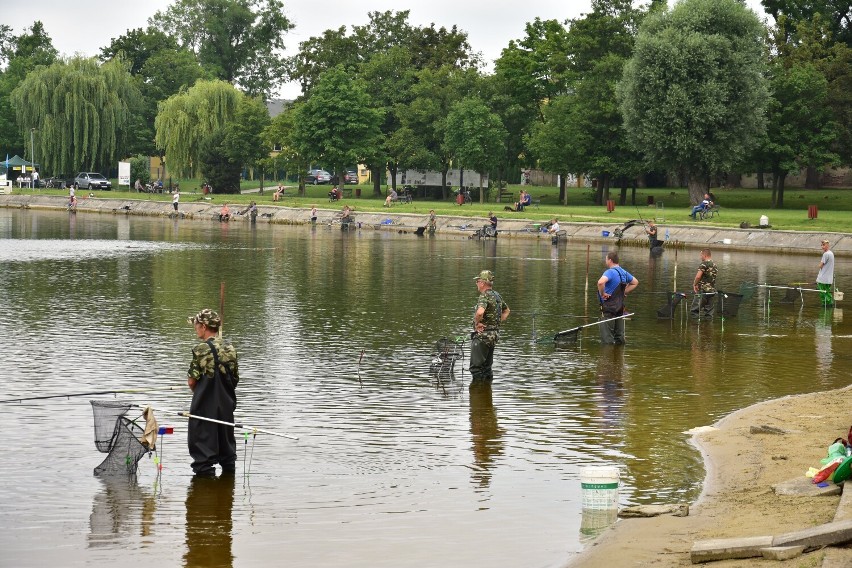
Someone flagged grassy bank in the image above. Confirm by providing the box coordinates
[15,182,852,233]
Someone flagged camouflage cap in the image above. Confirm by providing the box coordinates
[473,270,494,282]
[187,309,221,329]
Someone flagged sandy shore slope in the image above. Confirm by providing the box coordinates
[569,386,852,567]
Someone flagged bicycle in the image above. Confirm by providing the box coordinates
[455,188,472,205]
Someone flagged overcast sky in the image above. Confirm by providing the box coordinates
[6,0,770,99]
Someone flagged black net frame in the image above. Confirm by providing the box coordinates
[718,291,744,318]
[657,292,686,319]
[93,416,149,476]
[91,400,132,453]
[431,338,464,374]
[777,285,802,304]
[554,328,581,344]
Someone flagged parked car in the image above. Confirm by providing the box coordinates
[344,170,358,184]
[305,169,331,185]
[74,172,112,190]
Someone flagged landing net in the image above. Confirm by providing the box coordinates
[91,400,152,477]
[430,338,464,375]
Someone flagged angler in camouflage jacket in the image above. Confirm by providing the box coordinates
[691,249,718,320]
[186,309,240,476]
[469,270,510,384]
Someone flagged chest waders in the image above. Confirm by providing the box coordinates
[188,340,238,475]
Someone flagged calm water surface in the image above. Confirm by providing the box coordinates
[0,209,848,567]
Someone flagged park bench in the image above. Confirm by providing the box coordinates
[699,204,720,220]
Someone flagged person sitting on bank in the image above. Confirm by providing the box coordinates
[328,186,341,201]
[384,187,397,207]
[273,184,284,201]
[690,193,713,219]
[515,190,532,212]
[219,203,231,222]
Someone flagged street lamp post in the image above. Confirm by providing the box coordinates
[30,128,36,190]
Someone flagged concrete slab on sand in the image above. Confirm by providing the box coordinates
[690,536,773,563]
[773,476,843,497]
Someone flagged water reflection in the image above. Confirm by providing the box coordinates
[594,346,627,428]
[184,475,236,568]
[468,383,503,489]
[88,477,157,547]
[3,209,852,568]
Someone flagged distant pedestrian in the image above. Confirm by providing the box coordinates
[310,205,317,224]
[817,239,835,308]
[597,251,638,345]
[172,189,180,212]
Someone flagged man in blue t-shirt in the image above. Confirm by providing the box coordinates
[596,251,639,344]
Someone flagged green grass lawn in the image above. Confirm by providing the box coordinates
[16,180,852,233]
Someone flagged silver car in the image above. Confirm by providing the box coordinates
[74,172,112,190]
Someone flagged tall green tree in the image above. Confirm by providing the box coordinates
[151,0,293,98]
[618,0,769,203]
[11,57,139,174]
[761,0,852,46]
[291,66,383,191]
[262,104,309,194]
[154,79,241,178]
[443,97,508,204]
[223,95,270,191]
[768,14,852,174]
[101,27,208,157]
[760,63,838,207]
[392,66,480,198]
[0,22,58,160]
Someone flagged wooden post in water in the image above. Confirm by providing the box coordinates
[219,282,225,337]
[673,248,678,292]
[584,244,590,315]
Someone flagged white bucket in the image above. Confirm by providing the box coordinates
[834,290,844,302]
[722,238,732,245]
[580,466,619,510]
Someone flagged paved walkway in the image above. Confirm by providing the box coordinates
[1,194,848,256]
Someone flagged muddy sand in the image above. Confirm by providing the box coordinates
[570,386,852,566]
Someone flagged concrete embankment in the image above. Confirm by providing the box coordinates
[1,194,847,256]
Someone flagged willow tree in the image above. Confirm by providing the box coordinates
[11,56,140,174]
[154,79,241,178]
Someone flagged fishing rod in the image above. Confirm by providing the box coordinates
[0,385,186,404]
[554,313,633,340]
[758,284,821,293]
[135,404,298,440]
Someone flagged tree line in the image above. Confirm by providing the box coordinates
[0,0,849,207]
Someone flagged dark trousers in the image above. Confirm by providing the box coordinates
[469,336,496,382]
[599,314,625,345]
[690,292,716,320]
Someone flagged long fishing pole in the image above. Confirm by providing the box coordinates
[554,313,633,339]
[137,405,298,440]
[0,385,186,404]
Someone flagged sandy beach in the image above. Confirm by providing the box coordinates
[570,386,852,566]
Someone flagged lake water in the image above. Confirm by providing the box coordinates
[0,209,848,567]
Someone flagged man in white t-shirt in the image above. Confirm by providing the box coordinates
[172,189,180,212]
[816,239,835,307]
[32,170,39,188]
